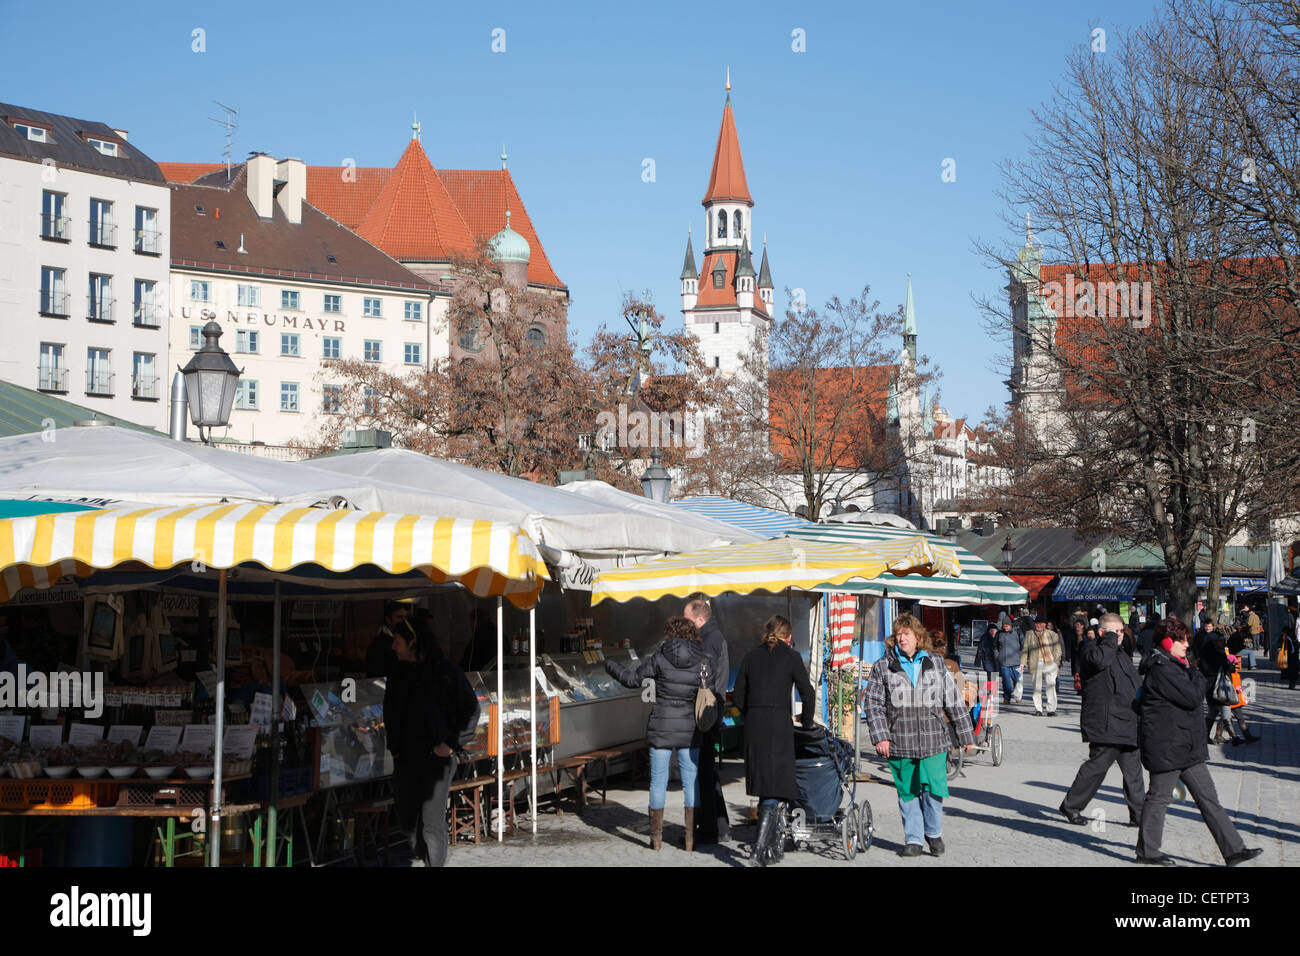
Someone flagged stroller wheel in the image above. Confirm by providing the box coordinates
[842,804,859,861]
[858,800,873,851]
[991,725,1004,766]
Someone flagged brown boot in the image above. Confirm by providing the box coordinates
[649,808,664,850]
[683,808,695,852]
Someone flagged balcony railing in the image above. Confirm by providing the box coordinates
[88,220,117,247]
[85,370,114,396]
[134,228,161,255]
[133,302,163,328]
[37,366,68,392]
[87,297,115,323]
[132,374,159,400]
[40,291,69,316]
[41,213,70,241]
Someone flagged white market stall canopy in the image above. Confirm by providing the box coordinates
[0,502,550,608]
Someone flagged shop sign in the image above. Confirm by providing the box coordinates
[6,583,80,607]
[174,306,348,333]
[158,594,200,616]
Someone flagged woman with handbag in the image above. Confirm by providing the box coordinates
[605,616,705,851]
[1198,632,1259,745]
[732,615,816,866]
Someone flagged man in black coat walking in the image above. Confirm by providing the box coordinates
[685,597,730,844]
[1059,613,1145,827]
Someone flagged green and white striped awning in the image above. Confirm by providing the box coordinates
[785,523,1027,607]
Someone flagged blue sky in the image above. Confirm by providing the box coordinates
[1,0,1162,421]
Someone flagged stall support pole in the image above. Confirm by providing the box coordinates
[496,596,504,843]
[268,580,281,866]
[529,606,537,836]
[209,568,228,868]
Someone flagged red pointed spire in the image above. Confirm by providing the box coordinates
[702,96,752,206]
[356,139,473,260]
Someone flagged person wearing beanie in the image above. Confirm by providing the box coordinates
[1134,618,1262,867]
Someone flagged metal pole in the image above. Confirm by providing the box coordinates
[168,372,188,442]
[529,605,537,836]
[268,580,281,866]
[209,569,227,867]
[496,596,504,843]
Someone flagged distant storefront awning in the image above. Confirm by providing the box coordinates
[1010,574,1055,600]
[1051,574,1143,602]
[1196,576,1266,592]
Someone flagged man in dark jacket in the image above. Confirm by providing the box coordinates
[384,618,480,867]
[1059,613,1145,826]
[995,620,1024,705]
[685,597,730,845]
[365,601,407,678]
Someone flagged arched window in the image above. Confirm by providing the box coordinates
[717,211,727,239]
[526,326,545,348]
[733,210,742,239]
[459,319,481,352]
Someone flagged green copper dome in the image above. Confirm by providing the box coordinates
[490,210,530,264]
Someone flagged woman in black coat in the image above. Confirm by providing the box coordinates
[1134,618,1261,867]
[731,615,815,866]
[605,616,705,851]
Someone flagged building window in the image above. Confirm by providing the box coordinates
[714,322,720,334]
[38,343,66,392]
[712,262,726,289]
[363,340,381,362]
[526,326,545,348]
[458,319,481,352]
[733,210,742,239]
[363,387,379,415]
[89,198,115,247]
[12,121,48,142]
[236,330,260,354]
[322,337,341,359]
[235,379,258,410]
[322,385,342,414]
[363,297,382,317]
[281,289,300,310]
[134,207,160,254]
[40,266,68,316]
[131,352,157,399]
[86,347,112,395]
[404,342,422,365]
[280,333,300,357]
[87,138,119,157]
[323,294,342,314]
[717,211,727,239]
[404,301,423,321]
[713,356,720,369]
[280,382,299,412]
[189,325,203,350]
[88,274,113,322]
[237,284,260,307]
[133,279,160,327]
[41,191,69,240]
[190,280,211,302]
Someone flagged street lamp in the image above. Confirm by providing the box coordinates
[1001,534,1017,571]
[640,448,672,502]
[180,320,242,444]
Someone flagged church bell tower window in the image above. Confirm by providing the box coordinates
[733,210,742,239]
[717,211,727,239]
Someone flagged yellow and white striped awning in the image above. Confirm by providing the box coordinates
[0,503,549,608]
[591,535,960,604]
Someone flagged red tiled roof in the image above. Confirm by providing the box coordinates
[439,169,564,288]
[158,162,223,183]
[354,140,474,263]
[934,417,971,439]
[306,166,391,229]
[693,250,769,317]
[702,99,752,205]
[768,365,895,470]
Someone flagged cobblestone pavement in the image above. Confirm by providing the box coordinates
[431,651,1298,867]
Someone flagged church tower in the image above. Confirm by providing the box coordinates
[681,72,771,378]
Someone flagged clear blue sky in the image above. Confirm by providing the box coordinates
[0,0,1162,421]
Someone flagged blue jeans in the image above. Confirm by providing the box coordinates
[898,790,943,845]
[648,746,700,810]
[1000,666,1020,701]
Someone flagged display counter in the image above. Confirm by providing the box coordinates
[300,678,391,788]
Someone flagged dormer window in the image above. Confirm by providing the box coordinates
[88,138,119,157]
[712,260,726,289]
[717,211,727,239]
[11,121,48,142]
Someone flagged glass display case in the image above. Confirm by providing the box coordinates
[300,678,392,788]
[464,668,559,759]
[536,650,641,703]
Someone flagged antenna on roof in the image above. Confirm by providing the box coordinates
[209,101,239,184]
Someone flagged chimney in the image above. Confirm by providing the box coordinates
[112,129,129,141]
[246,153,276,219]
[275,157,306,225]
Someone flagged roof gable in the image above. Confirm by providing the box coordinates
[355,140,474,263]
[702,99,752,206]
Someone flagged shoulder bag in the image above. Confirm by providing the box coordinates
[1212,667,1239,706]
[695,658,718,732]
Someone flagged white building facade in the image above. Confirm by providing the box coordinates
[0,105,171,429]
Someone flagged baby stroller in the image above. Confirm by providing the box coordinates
[947,678,1004,779]
[775,724,873,860]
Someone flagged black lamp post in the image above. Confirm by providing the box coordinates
[180,320,242,444]
[640,448,672,502]
[1001,534,1017,571]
